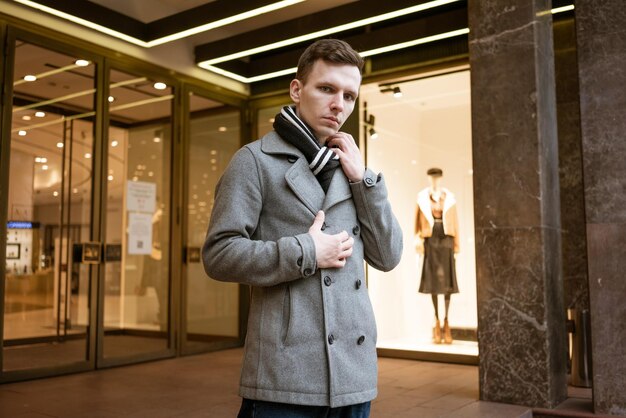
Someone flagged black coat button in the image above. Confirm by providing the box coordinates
[357,335,365,345]
[304,268,313,276]
[352,225,360,235]
[355,279,362,289]
[288,157,298,163]
[297,256,302,266]
[323,276,332,287]
[328,334,335,345]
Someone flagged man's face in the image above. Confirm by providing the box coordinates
[290,59,361,144]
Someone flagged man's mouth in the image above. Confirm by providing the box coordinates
[323,116,340,126]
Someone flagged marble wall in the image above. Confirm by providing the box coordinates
[575,0,626,415]
[468,0,568,408]
[553,18,589,312]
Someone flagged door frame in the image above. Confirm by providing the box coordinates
[0,25,106,383]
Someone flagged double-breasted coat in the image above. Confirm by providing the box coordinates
[202,130,403,407]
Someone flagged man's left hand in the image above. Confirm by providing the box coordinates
[326,132,365,183]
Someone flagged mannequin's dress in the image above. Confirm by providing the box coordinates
[419,193,459,295]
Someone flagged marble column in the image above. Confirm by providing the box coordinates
[553,18,589,311]
[575,1,626,415]
[468,0,568,408]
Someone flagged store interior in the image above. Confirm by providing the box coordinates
[361,69,478,357]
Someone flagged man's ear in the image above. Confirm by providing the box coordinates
[289,79,302,104]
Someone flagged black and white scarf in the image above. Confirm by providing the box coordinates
[273,106,340,193]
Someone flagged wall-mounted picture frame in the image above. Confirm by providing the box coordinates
[6,243,21,259]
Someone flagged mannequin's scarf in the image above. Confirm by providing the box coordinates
[273,106,340,193]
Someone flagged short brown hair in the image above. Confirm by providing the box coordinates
[296,39,364,83]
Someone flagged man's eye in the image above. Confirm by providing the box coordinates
[344,94,355,102]
[319,86,332,92]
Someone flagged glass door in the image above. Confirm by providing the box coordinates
[99,68,174,365]
[2,39,99,376]
[181,92,242,354]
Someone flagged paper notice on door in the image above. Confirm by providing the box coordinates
[127,181,156,213]
[128,212,152,255]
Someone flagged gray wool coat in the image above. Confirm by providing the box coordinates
[202,130,403,408]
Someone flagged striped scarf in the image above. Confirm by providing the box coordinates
[273,106,340,193]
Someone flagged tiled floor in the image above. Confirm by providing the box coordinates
[0,348,531,417]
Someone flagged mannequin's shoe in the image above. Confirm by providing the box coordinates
[443,319,453,344]
[433,319,442,344]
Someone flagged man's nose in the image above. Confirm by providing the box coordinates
[330,93,344,112]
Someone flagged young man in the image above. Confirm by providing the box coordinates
[202,39,402,418]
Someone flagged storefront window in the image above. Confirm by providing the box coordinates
[361,70,478,357]
[3,41,95,371]
[102,69,173,359]
[184,93,241,351]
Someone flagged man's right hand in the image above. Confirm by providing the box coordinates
[308,211,354,269]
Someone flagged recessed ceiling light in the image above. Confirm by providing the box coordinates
[42,164,49,170]
[41,157,47,163]
[148,171,154,177]
[153,82,167,90]
[111,140,118,147]
[53,191,59,197]
[35,157,41,163]
[218,126,227,132]
[75,59,90,67]
[84,153,92,159]
[22,115,32,121]
[269,118,275,123]
[153,136,161,143]
[23,74,37,82]
[108,175,114,181]
[18,130,27,136]
[108,96,115,102]
[56,142,64,148]
[73,188,78,194]
[35,111,46,117]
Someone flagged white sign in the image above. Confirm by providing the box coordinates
[128,212,152,255]
[127,181,156,213]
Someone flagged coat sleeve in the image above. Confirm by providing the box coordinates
[349,168,403,272]
[202,146,317,287]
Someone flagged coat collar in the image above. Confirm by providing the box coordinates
[262,130,352,215]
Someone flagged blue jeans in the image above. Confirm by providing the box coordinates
[237,398,371,418]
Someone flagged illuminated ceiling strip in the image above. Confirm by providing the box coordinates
[109,95,174,112]
[147,0,304,47]
[200,28,470,83]
[12,77,147,114]
[198,0,464,66]
[551,5,575,14]
[13,63,85,86]
[14,0,304,48]
[13,95,173,133]
[360,28,469,57]
[13,89,96,113]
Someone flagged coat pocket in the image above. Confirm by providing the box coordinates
[280,285,292,346]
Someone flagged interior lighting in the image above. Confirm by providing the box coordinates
[153,82,167,90]
[218,126,227,132]
[108,175,114,181]
[14,0,303,48]
[84,153,92,159]
[53,191,59,197]
[73,188,78,194]
[23,74,37,82]
[56,142,64,148]
[18,130,27,136]
[111,140,118,147]
[41,157,47,163]
[22,115,31,121]
[35,111,46,117]
[42,164,49,170]
[75,59,90,66]
[551,5,574,14]
[153,136,161,143]
[108,96,115,102]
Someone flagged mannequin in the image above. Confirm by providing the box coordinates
[415,168,459,344]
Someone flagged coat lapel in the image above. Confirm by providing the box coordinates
[261,131,325,216]
[323,169,352,212]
